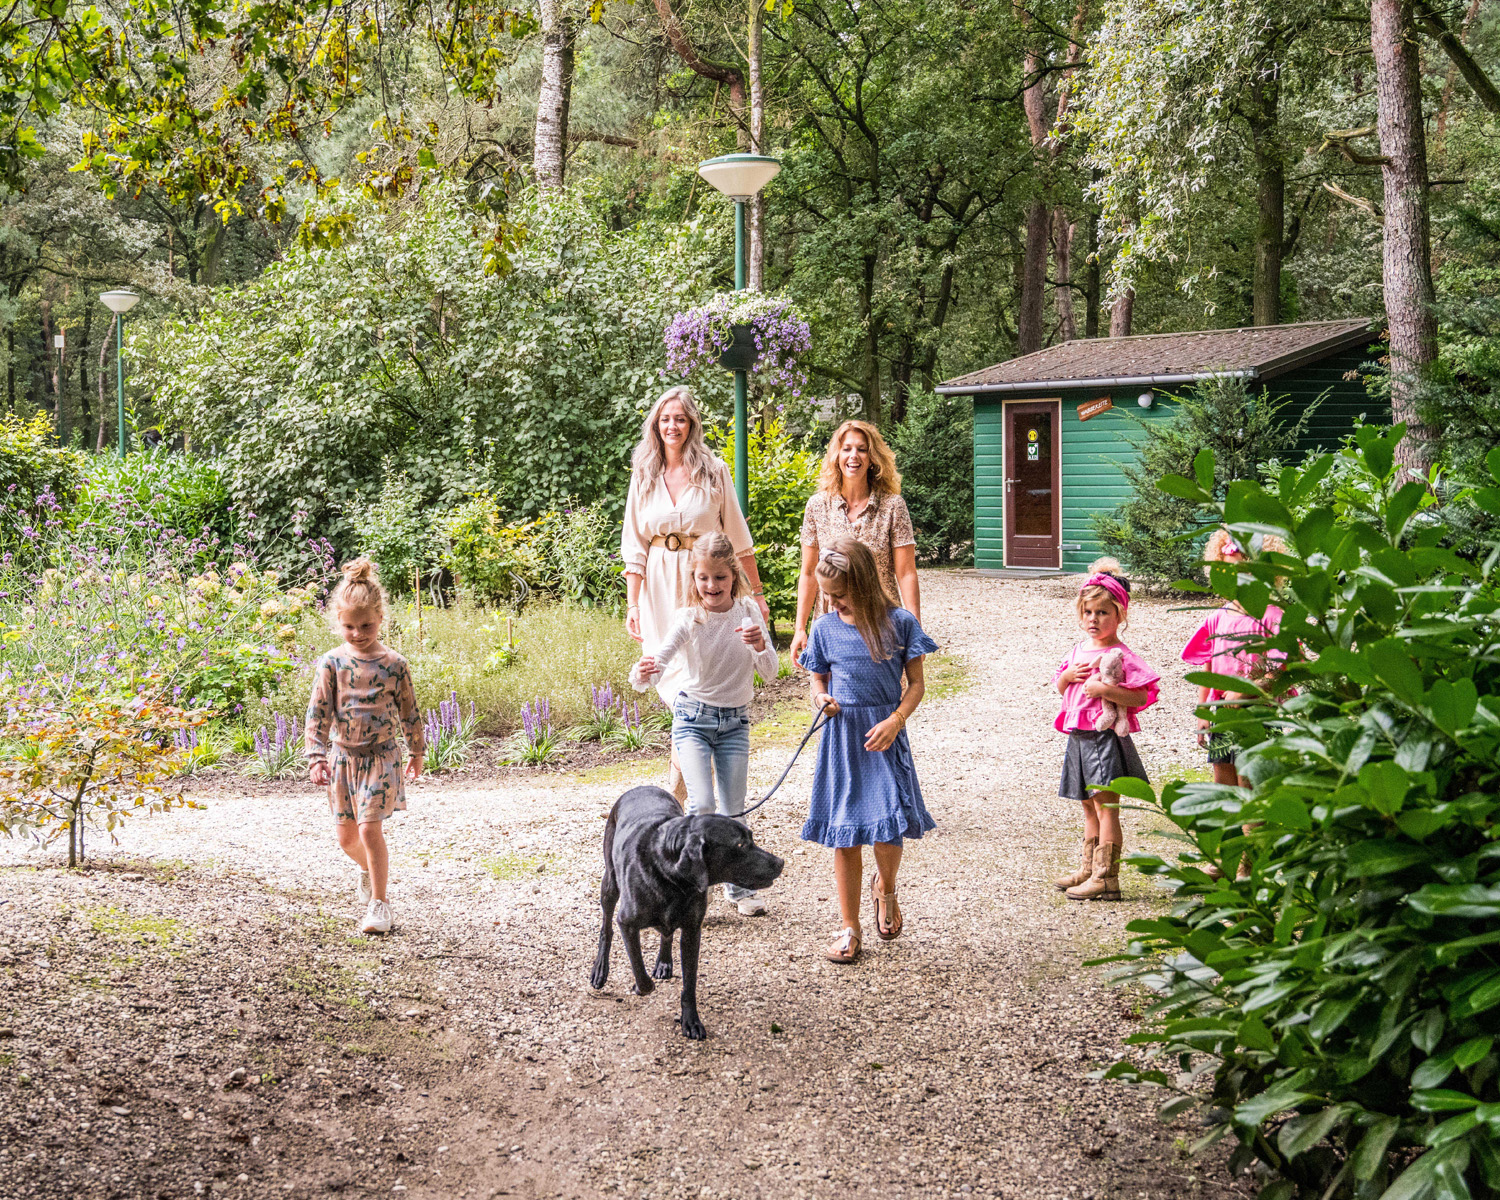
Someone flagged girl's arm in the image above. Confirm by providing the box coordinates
[866,656,925,752]
[631,611,691,691]
[305,658,335,782]
[810,670,840,717]
[1083,677,1150,707]
[396,663,425,777]
[789,541,820,664]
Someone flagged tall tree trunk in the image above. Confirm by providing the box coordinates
[1248,70,1284,326]
[1371,0,1439,473]
[1084,212,1101,337]
[1052,207,1077,341]
[1018,199,1049,353]
[534,0,576,191]
[79,304,92,447]
[861,254,881,423]
[96,333,109,452]
[1110,288,1134,337]
[747,0,766,289]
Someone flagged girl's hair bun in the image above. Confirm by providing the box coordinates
[342,556,378,585]
[1088,555,1131,593]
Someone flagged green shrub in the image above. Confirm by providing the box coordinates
[533,501,624,609]
[0,413,83,554]
[721,418,818,625]
[73,448,232,548]
[439,495,542,606]
[355,471,443,596]
[1092,375,1315,585]
[890,390,974,564]
[1100,425,1500,1198]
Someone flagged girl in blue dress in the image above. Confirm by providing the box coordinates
[799,536,938,963]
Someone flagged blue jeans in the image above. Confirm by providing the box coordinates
[673,698,755,901]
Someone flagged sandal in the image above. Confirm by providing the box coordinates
[869,871,903,941]
[824,926,862,963]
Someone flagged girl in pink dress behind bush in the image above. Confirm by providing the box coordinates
[1052,559,1161,902]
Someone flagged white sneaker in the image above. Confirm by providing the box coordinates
[356,871,372,904]
[737,897,768,917]
[359,900,392,934]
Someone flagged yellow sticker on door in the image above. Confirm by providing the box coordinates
[1027,428,1039,461]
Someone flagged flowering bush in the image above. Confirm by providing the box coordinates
[604,697,660,752]
[249,714,303,779]
[425,691,478,771]
[569,683,623,742]
[505,696,562,766]
[663,293,811,393]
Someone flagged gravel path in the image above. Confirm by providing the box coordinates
[0,569,1249,1200]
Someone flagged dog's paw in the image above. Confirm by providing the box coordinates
[652,959,674,981]
[679,1010,706,1040]
[631,978,656,996]
[589,962,609,990]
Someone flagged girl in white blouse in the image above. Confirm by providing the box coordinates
[631,533,780,914]
[621,386,771,796]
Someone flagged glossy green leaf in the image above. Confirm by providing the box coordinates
[1346,840,1430,878]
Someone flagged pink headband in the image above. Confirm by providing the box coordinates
[1082,573,1129,612]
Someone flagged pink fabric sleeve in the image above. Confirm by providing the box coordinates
[1121,650,1161,712]
[1180,616,1217,666]
[1052,653,1073,685]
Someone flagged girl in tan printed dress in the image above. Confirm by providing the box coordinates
[305,558,424,935]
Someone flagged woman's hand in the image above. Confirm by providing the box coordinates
[626,606,642,643]
[406,753,424,781]
[754,593,771,626]
[635,655,658,680]
[864,715,903,752]
[814,691,840,718]
[309,759,331,786]
[789,628,809,668]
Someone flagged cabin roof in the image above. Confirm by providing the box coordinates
[935,318,1376,395]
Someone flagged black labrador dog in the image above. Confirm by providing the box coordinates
[590,785,784,1039]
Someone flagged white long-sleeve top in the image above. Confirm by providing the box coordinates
[630,597,779,708]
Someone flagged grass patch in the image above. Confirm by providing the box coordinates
[281,959,370,1009]
[751,699,817,748]
[565,757,666,787]
[924,652,971,700]
[83,906,194,955]
[479,851,550,881]
[271,600,649,736]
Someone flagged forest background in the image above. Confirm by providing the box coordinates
[4,0,1500,581]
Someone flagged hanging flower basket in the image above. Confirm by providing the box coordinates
[717,323,760,370]
[664,293,811,394]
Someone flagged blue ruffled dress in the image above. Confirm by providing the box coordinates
[798,607,938,847]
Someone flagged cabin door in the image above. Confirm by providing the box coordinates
[1003,400,1061,568]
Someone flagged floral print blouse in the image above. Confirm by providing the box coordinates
[799,490,916,611]
[304,647,425,760]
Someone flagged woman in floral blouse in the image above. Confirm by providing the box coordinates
[790,419,920,665]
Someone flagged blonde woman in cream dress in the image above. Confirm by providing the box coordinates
[622,386,772,793]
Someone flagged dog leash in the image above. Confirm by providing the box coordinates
[738,700,832,818]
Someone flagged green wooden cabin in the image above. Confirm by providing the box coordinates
[934,319,1382,573]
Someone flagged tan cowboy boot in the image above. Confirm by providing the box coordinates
[1066,843,1122,902]
[1053,838,1098,891]
[666,762,688,807]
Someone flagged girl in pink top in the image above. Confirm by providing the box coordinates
[1052,558,1161,901]
[1181,530,1288,878]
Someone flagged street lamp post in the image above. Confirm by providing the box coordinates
[99,290,140,457]
[695,154,781,516]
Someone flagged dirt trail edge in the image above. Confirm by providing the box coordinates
[0,571,1249,1200]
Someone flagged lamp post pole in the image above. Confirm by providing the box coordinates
[733,198,749,516]
[115,312,126,458]
[99,290,140,458]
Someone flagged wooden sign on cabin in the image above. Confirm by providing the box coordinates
[1077,396,1113,422]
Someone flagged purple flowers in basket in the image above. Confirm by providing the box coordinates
[663,294,811,394]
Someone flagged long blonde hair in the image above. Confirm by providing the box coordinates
[817,419,902,499]
[328,557,387,632]
[684,532,752,613]
[815,536,898,660]
[631,386,721,495]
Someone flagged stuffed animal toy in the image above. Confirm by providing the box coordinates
[1092,647,1133,737]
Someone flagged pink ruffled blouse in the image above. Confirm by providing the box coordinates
[1180,604,1285,699]
[1052,642,1161,734]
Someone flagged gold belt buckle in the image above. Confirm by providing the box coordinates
[663,533,684,552]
